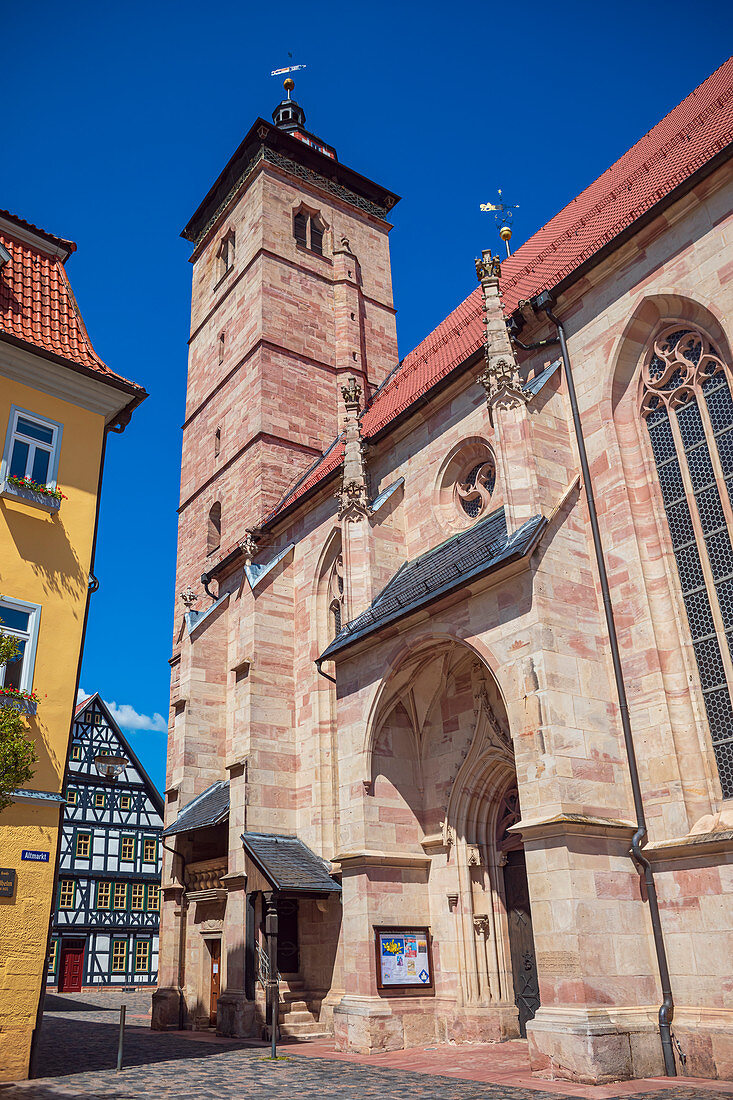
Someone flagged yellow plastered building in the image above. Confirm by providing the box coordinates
[0,211,146,1081]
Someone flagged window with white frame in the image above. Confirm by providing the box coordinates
[0,597,41,693]
[2,407,62,489]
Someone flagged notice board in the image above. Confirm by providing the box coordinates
[374,926,433,990]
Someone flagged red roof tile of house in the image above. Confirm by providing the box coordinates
[74,697,90,717]
[259,56,733,528]
[0,210,145,397]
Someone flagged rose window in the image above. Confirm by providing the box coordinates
[456,460,496,519]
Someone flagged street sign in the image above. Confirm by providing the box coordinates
[21,850,49,862]
[0,868,16,897]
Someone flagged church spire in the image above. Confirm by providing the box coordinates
[272,77,306,134]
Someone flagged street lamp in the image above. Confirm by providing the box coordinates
[93,754,128,781]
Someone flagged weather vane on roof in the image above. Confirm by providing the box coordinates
[480,190,519,257]
[270,52,307,77]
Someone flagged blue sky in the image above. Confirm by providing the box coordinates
[3,2,731,792]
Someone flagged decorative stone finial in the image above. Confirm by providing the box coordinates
[338,377,370,521]
[475,252,502,282]
[341,375,362,410]
[241,528,260,565]
[179,585,199,611]
[475,250,526,422]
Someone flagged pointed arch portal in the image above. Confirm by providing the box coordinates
[365,638,539,1039]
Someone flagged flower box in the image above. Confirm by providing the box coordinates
[2,477,63,513]
[0,689,38,717]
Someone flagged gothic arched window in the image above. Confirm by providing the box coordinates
[293,208,325,256]
[641,325,733,797]
[207,501,221,555]
[216,231,235,281]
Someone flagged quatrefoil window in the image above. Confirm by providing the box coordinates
[456,460,495,519]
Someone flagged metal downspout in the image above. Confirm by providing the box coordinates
[533,291,676,1077]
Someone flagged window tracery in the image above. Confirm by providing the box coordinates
[456,459,495,520]
[641,324,733,797]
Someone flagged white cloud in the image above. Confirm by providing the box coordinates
[104,701,167,733]
[76,687,166,733]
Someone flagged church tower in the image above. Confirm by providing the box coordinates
[175,80,400,598]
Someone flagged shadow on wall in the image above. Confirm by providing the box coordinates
[1,502,86,601]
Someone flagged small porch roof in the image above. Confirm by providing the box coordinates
[163,780,229,836]
[318,506,546,663]
[241,831,341,895]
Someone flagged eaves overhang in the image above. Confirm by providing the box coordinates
[182,118,400,250]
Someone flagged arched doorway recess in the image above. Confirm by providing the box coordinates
[367,639,540,1042]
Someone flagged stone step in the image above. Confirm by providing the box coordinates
[283,999,309,1013]
[281,1009,314,1025]
[279,1021,329,1039]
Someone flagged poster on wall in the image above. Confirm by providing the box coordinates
[374,927,433,990]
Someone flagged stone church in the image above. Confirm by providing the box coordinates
[154,58,733,1083]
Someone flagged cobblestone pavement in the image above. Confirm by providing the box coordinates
[2,992,730,1100]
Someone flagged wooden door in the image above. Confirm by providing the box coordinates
[276,898,299,974]
[209,939,221,1026]
[59,942,84,992]
[503,850,540,1037]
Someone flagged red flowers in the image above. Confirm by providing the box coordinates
[0,686,40,704]
[6,474,67,502]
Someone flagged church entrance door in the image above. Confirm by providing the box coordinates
[276,898,299,974]
[503,849,540,1036]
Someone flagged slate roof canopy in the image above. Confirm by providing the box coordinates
[163,780,230,836]
[319,507,546,663]
[241,832,341,895]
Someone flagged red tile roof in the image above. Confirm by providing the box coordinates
[262,56,733,526]
[0,211,145,397]
[74,696,90,717]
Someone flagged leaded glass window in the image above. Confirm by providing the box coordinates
[641,325,733,797]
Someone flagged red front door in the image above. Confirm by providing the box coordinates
[59,943,84,992]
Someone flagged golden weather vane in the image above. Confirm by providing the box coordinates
[480,190,519,257]
[270,52,307,78]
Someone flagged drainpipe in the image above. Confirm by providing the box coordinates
[532,290,676,1078]
[160,837,188,1030]
[315,657,337,684]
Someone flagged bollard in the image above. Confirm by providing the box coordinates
[116,1004,126,1072]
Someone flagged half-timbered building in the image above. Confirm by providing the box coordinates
[47,694,163,990]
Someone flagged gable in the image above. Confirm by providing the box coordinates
[70,695,164,820]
